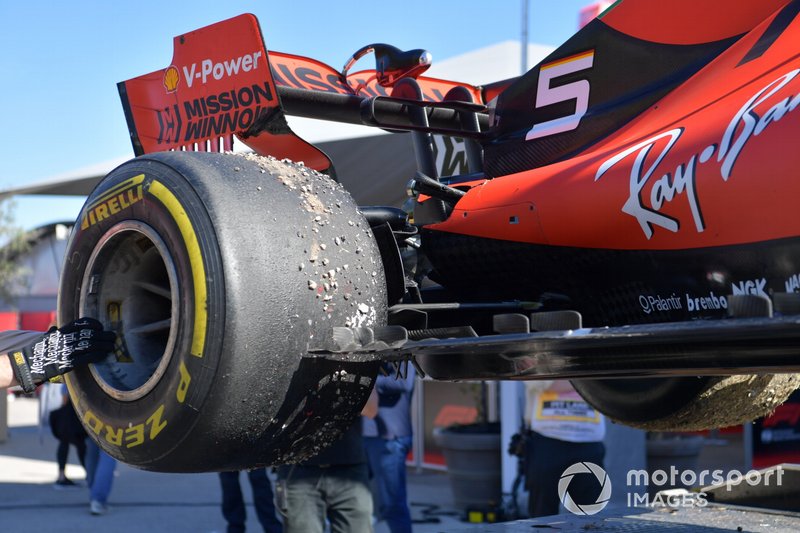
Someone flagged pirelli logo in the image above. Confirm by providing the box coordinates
[13,351,24,366]
[81,175,146,230]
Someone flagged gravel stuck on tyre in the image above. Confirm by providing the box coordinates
[60,151,386,472]
[573,374,800,431]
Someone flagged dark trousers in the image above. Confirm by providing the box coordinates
[50,403,86,472]
[56,438,86,471]
[525,431,605,518]
[219,469,283,533]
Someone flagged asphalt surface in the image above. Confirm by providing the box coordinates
[7,396,799,532]
[0,396,474,533]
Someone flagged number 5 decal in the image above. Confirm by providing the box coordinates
[526,50,594,141]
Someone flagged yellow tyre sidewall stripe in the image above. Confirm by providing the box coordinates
[67,175,210,455]
[148,180,207,357]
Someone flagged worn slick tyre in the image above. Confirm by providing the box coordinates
[573,374,800,431]
[59,151,386,472]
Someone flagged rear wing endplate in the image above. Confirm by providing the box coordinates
[118,14,489,173]
[118,13,333,171]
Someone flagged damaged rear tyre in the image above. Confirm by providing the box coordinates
[573,374,800,431]
[60,152,386,472]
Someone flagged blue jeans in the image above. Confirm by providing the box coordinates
[85,439,116,504]
[276,463,373,533]
[364,436,412,533]
[219,469,282,533]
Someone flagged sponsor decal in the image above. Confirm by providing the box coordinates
[269,56,452,101]
[686,291,727,312]
[271,62,351,94]
[181,51,263,89]
[83,405,167,448]
[433,135,470,176]
[638,293,682,314]
[786,273,800,293]
[155,82,274,145]
[163,65,180,93]
[596,69,800,239]
[80,175,146,230]
[732,277,768,297]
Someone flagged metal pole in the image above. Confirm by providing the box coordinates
[413,376,425,472]
[743,423,753,471]
[521,0,529,74]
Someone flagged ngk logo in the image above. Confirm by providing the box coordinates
[181,51,263,88]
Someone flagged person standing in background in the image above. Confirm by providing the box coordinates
[276,393,380,533]
[276,418,373,533]
[523,380,606,517]
[218,468,283,533]
[46,383,87,488]
[363,363,415,533]
[85,438,117,516]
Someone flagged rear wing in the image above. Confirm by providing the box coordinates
[118,13,488,173]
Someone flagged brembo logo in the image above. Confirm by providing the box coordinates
[181,51,263,88]
[596,69,800,239]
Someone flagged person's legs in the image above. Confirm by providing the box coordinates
[367,437,412,533]
[50,407,74,486]
[56,440,69,478]
[323,463,374,533]
[53,439,80,488]
[526,434,607,518]
[277,465,326,533]
[525,433,563,517]
[219,471,246,533]
[84,439,100,489]
[246,468,282,533]
[65,404,87,470]
[89,450,117,514]
[556,441,606,512]
[74,437,87,469]
[364,436,384,519]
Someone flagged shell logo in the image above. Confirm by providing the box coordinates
[163,66,180,93]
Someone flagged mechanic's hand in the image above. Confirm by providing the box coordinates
[6,317,116,393]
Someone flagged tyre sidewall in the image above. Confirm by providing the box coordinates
[61,158,224,467]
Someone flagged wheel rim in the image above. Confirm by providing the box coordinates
[79,221,179,401]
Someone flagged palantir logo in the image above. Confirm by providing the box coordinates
[558,462,612,515]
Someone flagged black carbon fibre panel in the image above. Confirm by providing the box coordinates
[420,229,800,328]
[484,18,738,177]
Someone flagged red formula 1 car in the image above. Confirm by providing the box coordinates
[60,1,800,471]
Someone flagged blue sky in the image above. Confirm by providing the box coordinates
[0,1,592,230]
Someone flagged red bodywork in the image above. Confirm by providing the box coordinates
[119,1,800,327]
[436,0,800,251]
